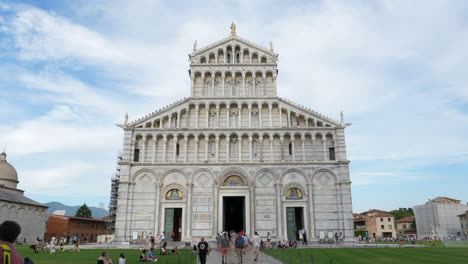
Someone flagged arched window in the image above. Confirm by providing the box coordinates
[236,53,240,63]
[288,143,293,155]
[227,53,231,63]
[176,144,180,156]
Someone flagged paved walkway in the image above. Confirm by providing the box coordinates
[206,248,282,264]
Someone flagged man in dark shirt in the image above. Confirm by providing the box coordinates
[197,237,209,264]
[235,233,245,264]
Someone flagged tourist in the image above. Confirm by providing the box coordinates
[197,237,209,264]
[302,230,308,245]
[192,245,197,255]
[220,232,230,264]
[252,232,261,262]
[235,233,245,264]
[97,252,113,264]
[48,237,56,255]
[23,257,34,264]
[171,246,180,255]
[160,232,165,243]
[147,248,159,262]
[118,253,126,264]
[149,233,155,248]
[170,231,175,241]
[242,233,249,253]
[74,242,80,252]
[266,232,271,248]
[140,249,148,262]
[298,229,304,242]
[0,221,22,264]
[160,242,168,255]
[334,232,338,243]
[33,238,40,254]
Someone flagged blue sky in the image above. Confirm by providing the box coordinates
[0,0,467,213]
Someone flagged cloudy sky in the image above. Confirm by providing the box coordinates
[0,0,467,213]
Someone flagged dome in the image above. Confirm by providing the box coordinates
[0,152,19,189]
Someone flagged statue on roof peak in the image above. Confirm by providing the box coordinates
[230,22,236,36]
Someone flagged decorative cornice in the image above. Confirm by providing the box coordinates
[121,160,350,166]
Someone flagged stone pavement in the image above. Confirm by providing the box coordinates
[205,248,282,264]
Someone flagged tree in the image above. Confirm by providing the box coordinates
[390,208,414,220]
[75,203,92,218]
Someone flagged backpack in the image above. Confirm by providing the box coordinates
[0,244,11,264]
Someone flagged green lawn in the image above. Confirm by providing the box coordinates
[265,248,468,264]
[16,247,196,264]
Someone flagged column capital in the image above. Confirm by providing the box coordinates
[194,138,199,143]
[187,183,193,188]
[307,183,314,187]
[155,182,163,188]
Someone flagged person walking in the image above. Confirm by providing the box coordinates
[0,221,23,264]
[220,232,230,264]
[302,230,308,245]
[252,232,260,262]
[234,233,245,264]
[197,237,209,264]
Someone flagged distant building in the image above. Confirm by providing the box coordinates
[353,209,396,238]
[0,151,48,243]
[396,216,416,236]
[457,211,468,234]
[414,197,468,238]
[45,214,107,242]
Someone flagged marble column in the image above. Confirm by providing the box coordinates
[168,115,172,129]
[307,183,315,240]
[194,138,199,162]
[302,137,306,161]
[259,105,262,128]
[195,106,199,129]
[186,184,193,238]
[141,139,146,162]
[152,138,157,162]
[269,105,273,127]
[280,137,284,161]
[270,139,274,161]
[248,106,252,127]
[239,106,242,128]
[205,138,209,161]
[227,107,230,128]
[249,184,256,235]
[226,136,230,162]
[162,138,167,162]
[238,138,242,162]
[291,138,296,161]
[177,111,181,128]
[206,107,210,128]
[213,186,219,236]
[184,138,188,162]
[279,108,283,127]
[173,138,177,162]
[215,137,219,161]
[322,138,327,161]
[154,183,162,235]
[275,183,283,239]
[249,137,253,162]
[259,139,264,162]
[216,106,220,127]
[312,138,316,161]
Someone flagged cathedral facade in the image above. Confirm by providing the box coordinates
[114,27,354,243]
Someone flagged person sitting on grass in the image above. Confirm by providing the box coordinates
[23,257,34,264]
[171,246,180,255]
[140,250,148,262]
[159,242,168,255]
[146,248,159,262]
[97,252,113,264]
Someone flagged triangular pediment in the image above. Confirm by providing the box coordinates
[192,35,275,57]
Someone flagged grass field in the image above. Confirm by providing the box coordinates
[15,247,196,264]
[265,248,468,264]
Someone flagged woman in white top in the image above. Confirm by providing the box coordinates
[119,253,126,264]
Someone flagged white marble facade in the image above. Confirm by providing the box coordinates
[114,28,354,243]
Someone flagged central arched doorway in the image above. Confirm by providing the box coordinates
[218,174,251,234]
